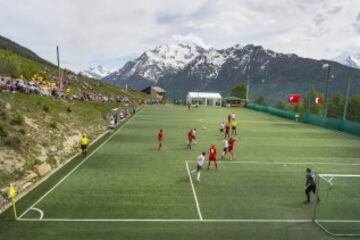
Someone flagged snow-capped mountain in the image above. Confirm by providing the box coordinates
[106,43,207,85]
[81,65,114,80]
[333,53,360,69]
[104,43,360,102]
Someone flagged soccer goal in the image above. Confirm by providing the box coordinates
[314,174,360,237]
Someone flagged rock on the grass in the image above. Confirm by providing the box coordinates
[35,163,52,177]
[24,171,38,182]
[21,182,33,190]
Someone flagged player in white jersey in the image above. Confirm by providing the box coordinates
[191,152,206,182]
[219,122,225,134]
[231,112,236,121]
[222,139,229,159]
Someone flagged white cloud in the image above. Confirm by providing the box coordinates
[0,0,359,71]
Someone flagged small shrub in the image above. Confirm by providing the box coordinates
[49,122,57,129]
[18,128,26,135]
[0,110,7,120]
[24,159,42,170]
[3,136,21,147]
[10,114,24,126]
[43,105,50,112]
[46,158,57,167]
[0,123,7,137]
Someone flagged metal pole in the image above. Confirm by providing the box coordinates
[323,65,331,118]
[307,78,313,114]
[343,78,351,120]
[246,78,250,100]
[56,46,61,87]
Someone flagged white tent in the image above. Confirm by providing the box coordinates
[186,92,222,106]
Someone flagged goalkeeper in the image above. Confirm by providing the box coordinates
[304,168,317,204]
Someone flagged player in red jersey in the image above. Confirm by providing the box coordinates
[228,137,236,160]
[207,145,218,170]
[187,130,193,150]
[227,114,232,124]
[157,129,164,150]
[225,124,230,138]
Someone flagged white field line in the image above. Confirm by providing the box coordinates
[315,220,360,237]
[319,174,360,178]
[185,161,203,220]
[0,129,109,216]
[18,108,143,220]
[30,208,44,220]
[218,161,360,166]
[17,218,313,223]
[317,219,360,223]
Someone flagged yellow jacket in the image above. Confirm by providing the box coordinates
[80,136,89,145]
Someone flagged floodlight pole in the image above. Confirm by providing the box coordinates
[322,64,331,118]
[307,78,313,114]
[343,78,351,120]
[246,78,250,100]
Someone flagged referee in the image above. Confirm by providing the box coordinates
[304,168,317,204]
[79,134,89,157]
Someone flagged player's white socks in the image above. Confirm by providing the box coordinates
[197,172,201,181]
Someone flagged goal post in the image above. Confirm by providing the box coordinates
[314,173,360,237]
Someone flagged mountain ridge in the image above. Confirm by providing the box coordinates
[104,43,360,102]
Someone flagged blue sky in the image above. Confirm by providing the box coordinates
[0,0,360,72]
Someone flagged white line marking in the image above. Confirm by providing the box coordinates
[185,161,203,220]
[319,174,360,178]
[317,219,360,223]
[30,208,44,220]
[218,161,360,166]
[315,220,360,237]
[18,108,143,220]
[17,218,312,223]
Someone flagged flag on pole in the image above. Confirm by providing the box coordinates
[8,184,17,219]
[9,184,15,198]
[59,70,65,91]
[315,96,323,105]
[288,94,301,104]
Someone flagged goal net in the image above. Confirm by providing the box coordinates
[314,174,360,237]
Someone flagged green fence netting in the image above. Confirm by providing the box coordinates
[245,103,360,137]
[246,102,296,120]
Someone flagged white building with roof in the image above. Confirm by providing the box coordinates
[186,92,222,106]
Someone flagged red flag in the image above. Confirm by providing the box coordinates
[315,96,323,105]
[59,70,65,91]
[288,94,301,104]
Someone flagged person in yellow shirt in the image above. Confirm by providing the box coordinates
[80,134,89,156]
[231,119,237,136]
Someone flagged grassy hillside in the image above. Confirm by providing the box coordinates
[0,35,148,203]
[0,35,55,67]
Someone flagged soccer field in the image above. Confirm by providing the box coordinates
[1,105,360,239]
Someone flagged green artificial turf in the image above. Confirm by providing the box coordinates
[0,105,360,239]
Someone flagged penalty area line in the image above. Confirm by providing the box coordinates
[17,218,313,223]
[185,161,203,220]
[218,161,360,166]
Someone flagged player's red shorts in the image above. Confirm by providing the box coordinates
[228,146,233,152]
[209,156,217,161]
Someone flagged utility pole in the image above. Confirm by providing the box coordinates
[322,64,331,118]
[343,78,351,120]
[246,77,250,100]
[307,78,313,114]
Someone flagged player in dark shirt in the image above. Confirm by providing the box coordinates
[304,168,317,204]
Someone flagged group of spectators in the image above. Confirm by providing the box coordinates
[0,77,130,104]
